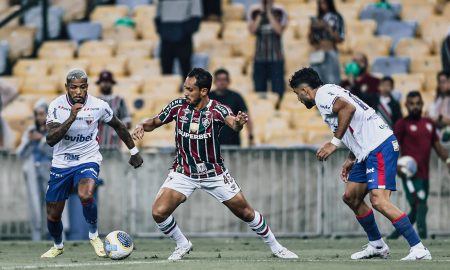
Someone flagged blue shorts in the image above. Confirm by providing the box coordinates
[46,162,100,202]
[348,135,399,191]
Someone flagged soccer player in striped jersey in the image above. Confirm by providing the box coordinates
[289,67,431,261]
[132,68,297,260]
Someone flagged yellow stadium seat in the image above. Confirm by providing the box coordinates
[13,59,49,77]
[92,76,143,96]
[141,128,175,148]
[411,56,441,91]
[1,98,34,133]
[392,73,425,96]
[223,3,245,21]
[346,19,377,37]
[142,75,183,96]
[223,21,249,41]
[127,58,161,78]
[227,75,254,95]
[0,5,20,27]
[0,26,36,61]
[395,38,431,58]
[38,41,76,59]
[52,0,87,22]
[116,40,153,60]
[420,16,449,46]
[123,94,153,119]
[102,25,137,42]
[85,57,127,78]
[198,21,222,38]
[0,76,23,90]
[49,59,90,78]
[209,57,247,78]
[135,18,158,40]
[401,4,434,23]
[350,36,392,61]
[21,75,60,95]
[133,5,156,20]
[78,41,116,58]
[441,2,450,17]
[285,2,316,20]
[90,5,129,30]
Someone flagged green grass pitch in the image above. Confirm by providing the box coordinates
[1,238,450,270]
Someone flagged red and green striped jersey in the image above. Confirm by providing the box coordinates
[158,98,234,179]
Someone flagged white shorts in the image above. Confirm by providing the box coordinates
[160,170,241,202]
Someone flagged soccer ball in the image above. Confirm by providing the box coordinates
[397,155,417,178]
[104,230,134,260]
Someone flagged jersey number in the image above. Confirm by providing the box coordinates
[345,90,369,111]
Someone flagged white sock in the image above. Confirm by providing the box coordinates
[412,242,425,250]
[247,211,283,253]
[369,238,386,248]
[157,216,189,247]
[54,242,64,249]
[89,230,98,240]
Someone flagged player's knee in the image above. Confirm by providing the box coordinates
[152,205,170,223]
[342,192,359,208]
[241,207,255,222]
[370,195,386,212]
[47,211,62,222]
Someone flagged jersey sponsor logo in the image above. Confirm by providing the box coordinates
[57,105,70,111]
[82,107,100,111]
[379,123,389,129]
[178,128,211,140]
[64,133,94,142]
[319,104,331,110]
[366,167,375,174]
[64,153,80,161]
[179,116,189,123]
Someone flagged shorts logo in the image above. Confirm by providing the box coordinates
[80,168,98,177]
[392,140,399,151]
[368,179,375,183]
[366,167,375,174]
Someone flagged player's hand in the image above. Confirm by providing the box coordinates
[316,142,337,161]
[132,124,145,141]
[69,103,83,119]
[129,153,143,169]
[235,111,249,126]
[340,158,355,182]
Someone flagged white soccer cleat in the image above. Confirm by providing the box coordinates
[168,241,193,261]
[351,243,390,260]
[401,247,432,261]
[272,247,298,259]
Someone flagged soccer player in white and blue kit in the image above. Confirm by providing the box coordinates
[41,69,143,258]
[289,68,431,261]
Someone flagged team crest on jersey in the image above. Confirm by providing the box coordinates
[183,108,191,114]
[85,116,95,125]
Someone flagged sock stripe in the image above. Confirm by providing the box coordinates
[257,226,270,237]
[252,219,267,233]
[392,213,407,224]
[163,222,177,235]
[356,209,374,220]
[160,218,176,233]
[256,213,263,227]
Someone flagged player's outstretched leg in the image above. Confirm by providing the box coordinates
[223,192,298,259]
[342,182,390,260]
[370,189,431,261]
[78,178,106,257]
[152,188,192,261]
[41,201,65,258]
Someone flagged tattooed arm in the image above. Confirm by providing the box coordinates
[46,103,82,147]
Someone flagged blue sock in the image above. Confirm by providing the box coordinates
[393,213,421,247]
[82,198,98,234]
[356,209,382,241]
[47,219,63,245]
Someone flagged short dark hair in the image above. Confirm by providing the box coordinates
[406,91,422,100]
[188,67,212,92]
[289,67,323,89]
[213,68,230,79]
[381,76,394,87]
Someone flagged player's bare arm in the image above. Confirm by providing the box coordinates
[132,117,164,141]
[316,98,356,161]
[340,152,356,182]
[225,111,249,132]
[433,140,450,172]
[46,103,82,147]
[107,115,143,168]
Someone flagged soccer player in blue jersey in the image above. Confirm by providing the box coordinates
[40,69,143,258]
[289,67,431,261]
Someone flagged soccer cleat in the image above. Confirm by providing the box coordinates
[90,236,107,257]
[351,243,390,260]
[168,241,193,261]
[41,246,64,258]
[272,247,299,259]
[401,247,432,261]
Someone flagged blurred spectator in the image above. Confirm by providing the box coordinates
[202,0,222,21]
[209,68,255,146]
[441,28,450,73]
[16,99,53,241]
[389,91,450,239]
[96,71,131,150]
[373,76,402,128]
[428,71,450,142]
[308,0,345,84]
[341,52,380,104]
[0,80,18,151]
[155,0,202,79]
[248,0,288,110]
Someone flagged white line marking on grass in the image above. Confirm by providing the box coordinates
[3,258,450,269]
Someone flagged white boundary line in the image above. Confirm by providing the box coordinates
[2,259,450,270]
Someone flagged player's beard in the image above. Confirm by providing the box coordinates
[409,109,422,120]
[303,99,315,109]
[69,94,85,104]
